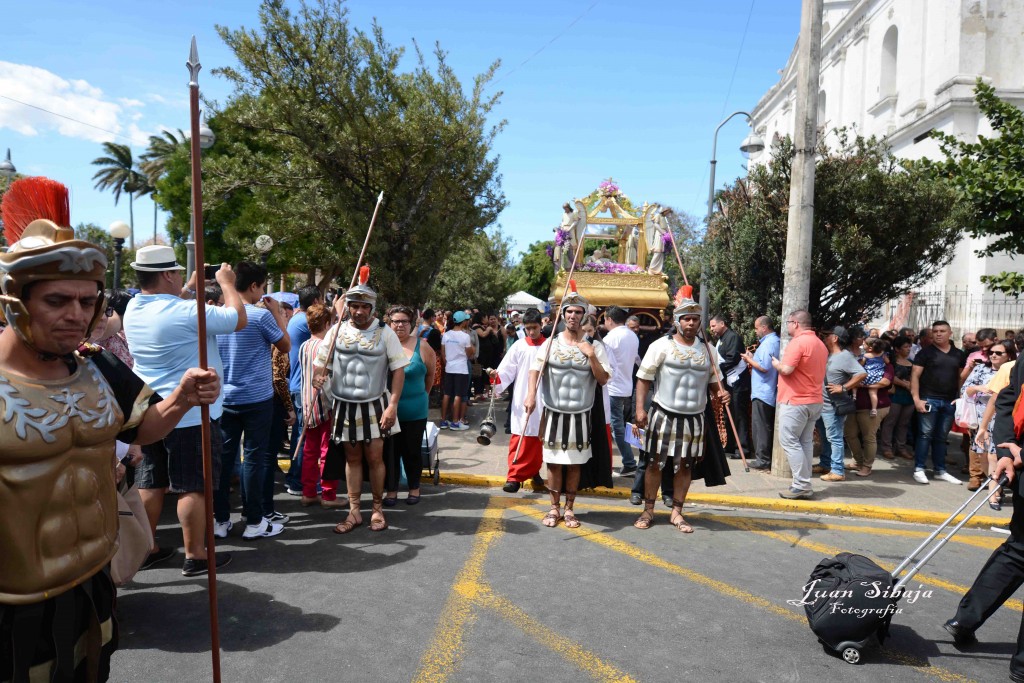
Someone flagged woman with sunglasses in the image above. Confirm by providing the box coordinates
[88,288,135,368]
[383,306,436,506]
[971,342,1017,509]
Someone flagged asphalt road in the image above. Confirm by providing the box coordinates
[111,484,1021,683]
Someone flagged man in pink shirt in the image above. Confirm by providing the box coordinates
[771,310,828,499]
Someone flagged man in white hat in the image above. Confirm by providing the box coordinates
[124,245,247,574]
[524,281,612,529]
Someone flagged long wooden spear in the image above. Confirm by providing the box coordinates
[665,216,750,472]
[513,221,591,463]
[187,36,222,682]
[291,191,385,460]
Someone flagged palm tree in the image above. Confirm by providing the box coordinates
[92,142,144,250]
[140,130,185,242]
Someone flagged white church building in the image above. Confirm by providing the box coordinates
[750,0,1024,333]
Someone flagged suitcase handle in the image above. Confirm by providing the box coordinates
[892,474,1008,591]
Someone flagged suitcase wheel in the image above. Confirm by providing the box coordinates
[841,647,861,665]
[433,469,440,486]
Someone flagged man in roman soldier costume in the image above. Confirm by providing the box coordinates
[316,266,407,534]
[633,285,731,533]
[524,281,612,529]
[0,177,220,681]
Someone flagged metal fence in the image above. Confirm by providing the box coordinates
[884,288,1024,336]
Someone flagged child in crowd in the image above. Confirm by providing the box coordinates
[859,338,888,416]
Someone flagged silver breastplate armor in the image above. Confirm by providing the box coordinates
[328,322,388,402]
[654,340,711,414]
[541,340,597,414]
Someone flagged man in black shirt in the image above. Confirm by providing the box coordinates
[709,315,752,459]
[910,320,966,484]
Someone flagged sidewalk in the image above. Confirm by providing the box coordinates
[429,398,1011,529]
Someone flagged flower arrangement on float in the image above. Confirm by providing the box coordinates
[576,262,645,274]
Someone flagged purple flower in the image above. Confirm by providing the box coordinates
[555,229,569,247]
[545,246,554,258]
[577,262,644,274]
[662,230,673,246]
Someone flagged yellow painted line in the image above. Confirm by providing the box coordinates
[508,501,975,683]
[554,499,1002,551]
[714,516,1024,614]
[463,582,638,683]
[412,501,506,683]
[437,472,1006,529]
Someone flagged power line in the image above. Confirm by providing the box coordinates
[689,0,758,217]
[0,93,135,143]
[491,1,600,87]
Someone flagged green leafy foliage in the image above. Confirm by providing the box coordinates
[923,79,1024,295]
[164,0,507,304]
[510,240,556,302]
[429,230,515,312]
[701,132,967,333]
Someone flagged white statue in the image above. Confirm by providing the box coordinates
[625,226,639,265]
[646,207,670,275]
[558,202,586,270]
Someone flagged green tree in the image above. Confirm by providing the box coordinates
[700,132,967,334]
[510,240,555,301]
[925,80,1024,295]
[430,230,515,312]
[91,142,145,250]
[74,222,137,289]
[192,0,506,301]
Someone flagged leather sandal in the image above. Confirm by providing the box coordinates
[333,515,362,534]
[543,490,562,527]
[370,497,388,532]
[634,498,656,530]
[670,499,693,533]
[563,492,580,529]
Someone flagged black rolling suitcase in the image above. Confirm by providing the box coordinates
[803,474,1007,664]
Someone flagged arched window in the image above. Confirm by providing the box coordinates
[818,90,827,124]
[880,26,898,98]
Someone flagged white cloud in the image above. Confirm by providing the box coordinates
[0,61,149,144]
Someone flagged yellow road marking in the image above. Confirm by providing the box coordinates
[507,500,976,683]
[713,516,1023,613]
[414,498,638,683]
[735,517,1002,551]
[412,502,505,683]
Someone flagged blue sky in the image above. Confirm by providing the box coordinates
[1,0,800,256]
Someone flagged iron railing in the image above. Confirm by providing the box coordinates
[884,288,1024,336]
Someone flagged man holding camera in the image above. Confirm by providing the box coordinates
[910,320,967,485]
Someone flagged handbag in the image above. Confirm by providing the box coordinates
[110,482,153,586]
[829,389,856,416]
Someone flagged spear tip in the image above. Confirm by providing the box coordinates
[187,36,202,85]
[377,190,384,203]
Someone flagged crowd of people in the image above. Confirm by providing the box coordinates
[3,180,1023,680]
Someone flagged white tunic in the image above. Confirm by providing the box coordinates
[494,338,543,437]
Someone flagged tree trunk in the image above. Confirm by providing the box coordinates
[153,197,157,242]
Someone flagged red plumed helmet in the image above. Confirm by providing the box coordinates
[2,177,71,245]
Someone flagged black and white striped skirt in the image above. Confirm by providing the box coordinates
[331,396,389,444]
[539,408,593,465]
[643,402,705,472]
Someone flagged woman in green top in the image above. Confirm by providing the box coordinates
[384,306,436,505]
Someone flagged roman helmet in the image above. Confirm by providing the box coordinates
[672,284,701,331]
[560,278,588,315]
[0,177,108,352]
[344,265,377,312]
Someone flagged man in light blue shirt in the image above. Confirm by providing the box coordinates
[741,315,780,471]
[125,248,245,576]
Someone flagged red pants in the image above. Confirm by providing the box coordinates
[507,434,542,482]
[302,422,339,500]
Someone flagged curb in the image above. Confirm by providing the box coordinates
[436,472,1007,530]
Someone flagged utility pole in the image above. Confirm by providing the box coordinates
[771,0,823,479]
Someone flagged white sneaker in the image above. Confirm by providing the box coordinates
[242,518,285,541]
[213,520,233,539]
[936,471,963,485]
[913,469,929,484]
[451,421,470,431]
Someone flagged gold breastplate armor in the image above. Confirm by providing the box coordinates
[0,359,126,604]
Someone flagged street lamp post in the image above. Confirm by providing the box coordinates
[186,116,216,282]
[701,112,765,323]
[255,234,274,293]
[109,220,131,290]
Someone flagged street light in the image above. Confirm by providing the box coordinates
[701,112,765,323]
[109,220,131,290]
[186,114,217,282]
[0,148,15,180]
[255,234,274,293]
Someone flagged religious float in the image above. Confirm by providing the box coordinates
[550,179,673,329]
